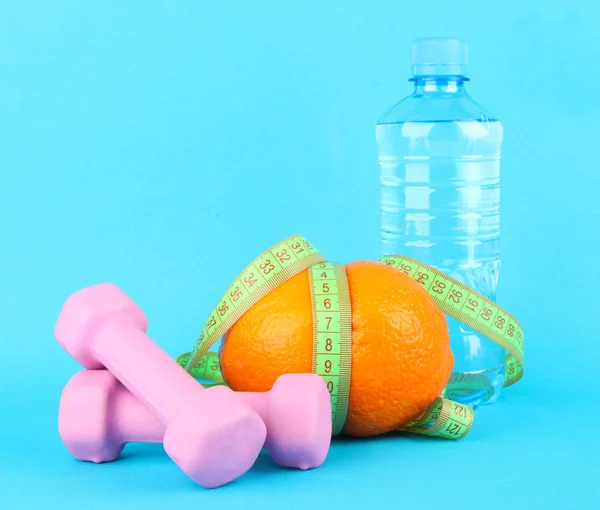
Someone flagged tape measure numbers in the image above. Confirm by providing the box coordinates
[308,262,352,436]
[184,235,326,371]
[379,255,524,387]
[402,397,474,439]
[178,352,224,382]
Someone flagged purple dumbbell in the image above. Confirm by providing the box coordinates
[54,283,267,488]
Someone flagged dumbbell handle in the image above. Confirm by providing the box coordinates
[111,380,268,445]
[111,382,165,443]
[93,325,201,424]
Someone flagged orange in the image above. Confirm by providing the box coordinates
[220,261,453,437]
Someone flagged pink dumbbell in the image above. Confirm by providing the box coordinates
[54,283,268,488]
[59,370,331,470]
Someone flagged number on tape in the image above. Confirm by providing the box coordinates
[401,398,474,440]
[184,235,326,371]
[379,255,524,387]
[177,352,224,383]
[308,262,352,436]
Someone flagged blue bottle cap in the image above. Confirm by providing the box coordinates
[411,37,468,77]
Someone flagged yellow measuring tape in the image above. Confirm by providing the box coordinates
[379,256,524,387]
[183,235,325,371]
[308,262,352,436]
[177,235,524,440]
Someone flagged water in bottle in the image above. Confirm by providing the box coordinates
[376,37,505,407]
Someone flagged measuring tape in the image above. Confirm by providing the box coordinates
[183,235,325,371]
[402,397,474,438]
[379,256,524,387]
[177,235,524,440]
[308,262,352,436]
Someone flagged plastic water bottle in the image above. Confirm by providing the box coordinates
[376,38,504,407]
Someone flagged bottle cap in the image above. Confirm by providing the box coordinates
[411,37,468,76]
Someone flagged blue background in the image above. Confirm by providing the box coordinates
[1,1,599,508]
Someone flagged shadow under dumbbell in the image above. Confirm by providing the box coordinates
[119,442,168,462]
[244,450,282,475]
[119,443,283,474]
[115,432,441,473]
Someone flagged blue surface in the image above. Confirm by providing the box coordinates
[1,1,599,508]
